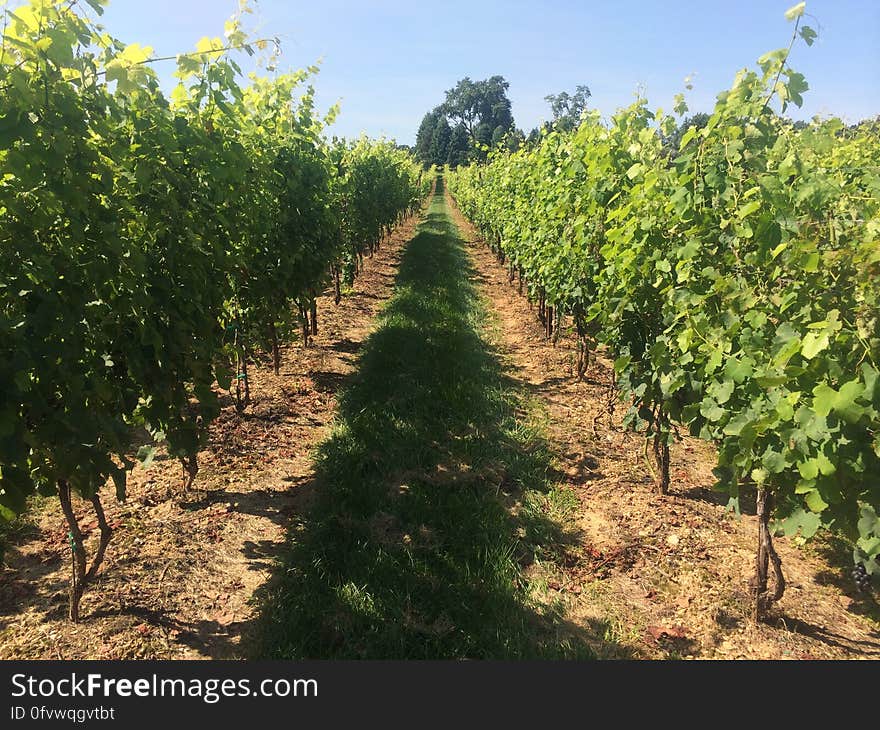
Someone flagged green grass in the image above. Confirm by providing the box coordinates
[255,180,592,658]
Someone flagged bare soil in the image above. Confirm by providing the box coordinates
[447,191,880,660]
[0,214,419,660]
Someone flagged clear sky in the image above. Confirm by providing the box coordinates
[94,0,879,145]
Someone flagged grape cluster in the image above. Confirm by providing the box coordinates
[852,563,872,593]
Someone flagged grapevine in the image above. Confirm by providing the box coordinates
[448,3,880,621]
[0,0,426,621]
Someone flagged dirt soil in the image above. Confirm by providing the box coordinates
[0,214,420,660]
[447,191,880,660]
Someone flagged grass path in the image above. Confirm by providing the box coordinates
[256,181,592,659]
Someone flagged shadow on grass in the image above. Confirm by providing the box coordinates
[253,185,600,658]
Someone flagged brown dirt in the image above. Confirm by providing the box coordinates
[447,191,880,660]
[0,213,420,660]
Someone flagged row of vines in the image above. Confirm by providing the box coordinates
[0,0,430,620]
[448,4,880,620]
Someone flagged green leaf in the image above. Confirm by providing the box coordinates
[770,242,787,260]
[700,399,725,422]
[677,329,692,353]
[859,538,880,563]
[673,93,688,116]
[118,42,154,65]
[625,163,643,180]
[737,200,761,219]
[801,331,829,359]
[709,379,735,405]
[812,383,835,418]
[84,0,106,15]
[105,61,128,87]
[723,413,751,436]
[762,449,786,474]
[785,71,809,108]
[707,346,724,374]
[798,511,821,538]
[799,25,817,45]
[775,395,795,421]
[137,445,157,469]
[862,364,878,399]
[780,508,821,538]
[858,506,879,541]
[724,356,753,383]
[816,452,835,476]
[679,126,697,150]
[833,379,865,422]
[797,459,818,480]
[805,489,829,513]
[216,363,233,391]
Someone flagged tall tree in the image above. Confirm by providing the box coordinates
[442,76,515,146]
[446,123,470,168]
[429,116,452,167]
[415,108,443,167]
[544,85,591,131]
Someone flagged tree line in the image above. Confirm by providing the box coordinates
[413,77,597,168]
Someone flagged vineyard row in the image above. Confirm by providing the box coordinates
[0,0,430,620]
[447,7,880,620]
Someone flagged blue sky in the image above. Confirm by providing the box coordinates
[95,0,879,144]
